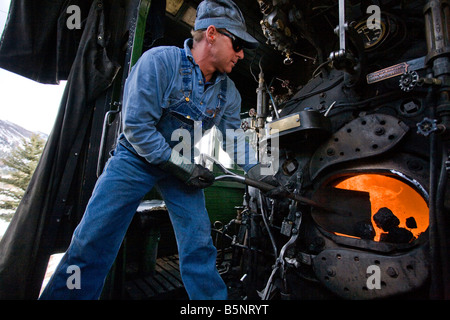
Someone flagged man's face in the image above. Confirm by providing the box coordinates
[211,29,244,74]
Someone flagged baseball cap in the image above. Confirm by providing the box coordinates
[194,0,259,49]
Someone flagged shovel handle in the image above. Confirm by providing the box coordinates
[243,177,276,192]
[244,177,324,209]
[202,154,345,214]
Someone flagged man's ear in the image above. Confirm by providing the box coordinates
[206,25,217,43]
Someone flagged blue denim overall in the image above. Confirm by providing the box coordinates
[157,48,227,162]
[39,49,228,300]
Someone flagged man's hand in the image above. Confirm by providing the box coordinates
[185,164,216,189]
[159,151,215,189]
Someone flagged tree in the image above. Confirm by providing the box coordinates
[0,134,46,220]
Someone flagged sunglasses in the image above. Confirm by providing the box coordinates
[217,30,244,52]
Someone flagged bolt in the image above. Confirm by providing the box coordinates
[326,148,335,156]
[407,159,423,171]
[386,267,398,278]
[403,101,419,113]
[326,267,336,277]
[375,127,385,136]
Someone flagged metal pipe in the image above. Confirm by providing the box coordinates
[423,0,450,66]
[259,193,277,259]
[256,65,269,130]
[338,0,346,52]
[424,0,450,130]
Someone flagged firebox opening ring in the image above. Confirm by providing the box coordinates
[311,169,429,246]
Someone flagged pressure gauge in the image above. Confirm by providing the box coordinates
[354,19,387,50]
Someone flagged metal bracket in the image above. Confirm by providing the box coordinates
[257,211,303,300]
[96,102,122,177]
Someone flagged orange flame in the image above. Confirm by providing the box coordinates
[335,174,428,241]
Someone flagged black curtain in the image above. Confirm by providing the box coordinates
[0,0,93,84]
[0,0,121,299]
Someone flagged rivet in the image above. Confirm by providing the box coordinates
[387,267,398,278]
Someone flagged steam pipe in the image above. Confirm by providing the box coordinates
[424,0,450,299]
[424,0,450,132]
[436,143,450,298]
[428,123,443,299]
[256,65,269,130]
[423,0,450,66]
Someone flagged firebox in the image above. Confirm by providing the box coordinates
[308,158,431,299]
[332,173,428,242]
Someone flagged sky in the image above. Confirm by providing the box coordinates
[0,0,66,134]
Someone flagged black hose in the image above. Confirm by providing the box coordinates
[259,193,278,260]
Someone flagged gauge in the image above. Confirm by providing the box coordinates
[354,19,387,50]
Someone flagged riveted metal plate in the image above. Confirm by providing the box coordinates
[310,114,409,180]
[312,246,428,299]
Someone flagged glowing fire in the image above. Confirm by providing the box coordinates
[334,174,429,242]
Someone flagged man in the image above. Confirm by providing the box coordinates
[39,0,259,300]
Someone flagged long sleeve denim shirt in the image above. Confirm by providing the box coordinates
[122,39,256,172]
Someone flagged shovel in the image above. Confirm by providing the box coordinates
[200,154,324,207]
[199,154,372,227]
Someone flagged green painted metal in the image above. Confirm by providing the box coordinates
[130,0,152,68]
[205,173,245,224]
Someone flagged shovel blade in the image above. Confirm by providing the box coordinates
[311,187,374,239]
